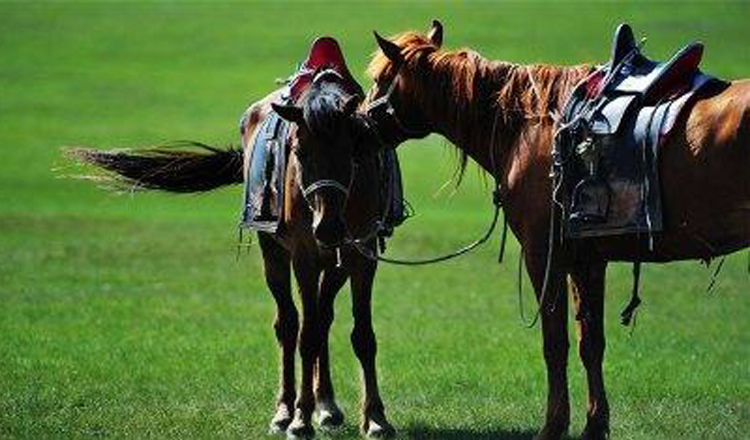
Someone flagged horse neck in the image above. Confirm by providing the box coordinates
[413,52,590,177]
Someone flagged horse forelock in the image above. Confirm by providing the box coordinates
[302,72,352,142]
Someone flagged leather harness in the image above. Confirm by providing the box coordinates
[549,23,726,326]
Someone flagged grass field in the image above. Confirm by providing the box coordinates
[1,1,748,439]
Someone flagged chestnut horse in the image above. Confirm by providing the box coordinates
[69,70,394,439]
[364,20,749,440]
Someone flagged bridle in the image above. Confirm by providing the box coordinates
[294,141,389,257]
[364,63,431,145]
[297,69,357,207]
[300,178,350,201]
[299,60,507,268]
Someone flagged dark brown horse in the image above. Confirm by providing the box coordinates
[68,70,395,439]
[364,20,749,440]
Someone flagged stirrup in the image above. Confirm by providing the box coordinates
[569,179,611,224]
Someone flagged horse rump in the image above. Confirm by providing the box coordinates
[65,141,244,193]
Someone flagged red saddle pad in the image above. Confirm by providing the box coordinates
[289,37,360,101]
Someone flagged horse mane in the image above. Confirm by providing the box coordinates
[367,31,592,182]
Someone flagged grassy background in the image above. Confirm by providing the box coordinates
[1,1,748,438]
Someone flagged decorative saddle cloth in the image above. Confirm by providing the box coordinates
[555,23,726,239]
[239,37,408,235]
[240,110,290,233]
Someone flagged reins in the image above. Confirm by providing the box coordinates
[347,193,503,266]
[346,69,509,266]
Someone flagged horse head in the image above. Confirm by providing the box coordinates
[273,68,378,248]
[364,20,444,148]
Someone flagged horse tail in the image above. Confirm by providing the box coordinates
[66,141,244,193]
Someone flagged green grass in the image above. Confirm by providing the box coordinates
[1,1,748,439]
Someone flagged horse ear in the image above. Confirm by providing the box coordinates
[271,103,303,123]
[342,95,361,116]
[427,19,443,47]
[373,31,402,64]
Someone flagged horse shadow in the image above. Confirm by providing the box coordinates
[400,425,539,440]
[321,422,572,439]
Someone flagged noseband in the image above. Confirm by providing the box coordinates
[298,155,357,209]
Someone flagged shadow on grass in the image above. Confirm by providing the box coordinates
[314,421,578,440]
[402,425,538,440]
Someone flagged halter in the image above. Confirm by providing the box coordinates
[301,178,350,200]
[364,64,431,144]
[296,150,357,212]
[301,62,504,268]
[297,68,356,205]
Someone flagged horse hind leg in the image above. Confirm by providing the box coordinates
[258,233,298,434]
[315,268,348,430]
[570,260,610,440]
[349,254,394,438]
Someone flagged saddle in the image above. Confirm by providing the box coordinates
[556,23,725,239]
[286,37,362,102]
[240,37,408,235]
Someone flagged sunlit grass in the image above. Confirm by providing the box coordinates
[1,2,748,439]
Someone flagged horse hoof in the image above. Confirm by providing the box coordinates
[269,406,294,434]
[316,403,345,430]
[534,422,568,440]
[365,419,395,438]
[287,416,315,440]
[286,425,315,439]
[269,420,290,435]
[581,419,609,440]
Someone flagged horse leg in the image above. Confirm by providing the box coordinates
[258,233,298,434]
[349,255,394,438]
[570,260,609,440]
[526,250,570,440]
[287,256,321,439]
[315,267,348,430]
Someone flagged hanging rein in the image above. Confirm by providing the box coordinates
[340,62,509,266]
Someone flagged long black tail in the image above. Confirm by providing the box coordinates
[66,141,244,193]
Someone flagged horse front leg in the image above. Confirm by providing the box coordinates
[315,267,348,430]
[287,256,321,439]
[258,233,298,434]
[570,260,609,440]
[349,253,394,438]
[526,249,570,440]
